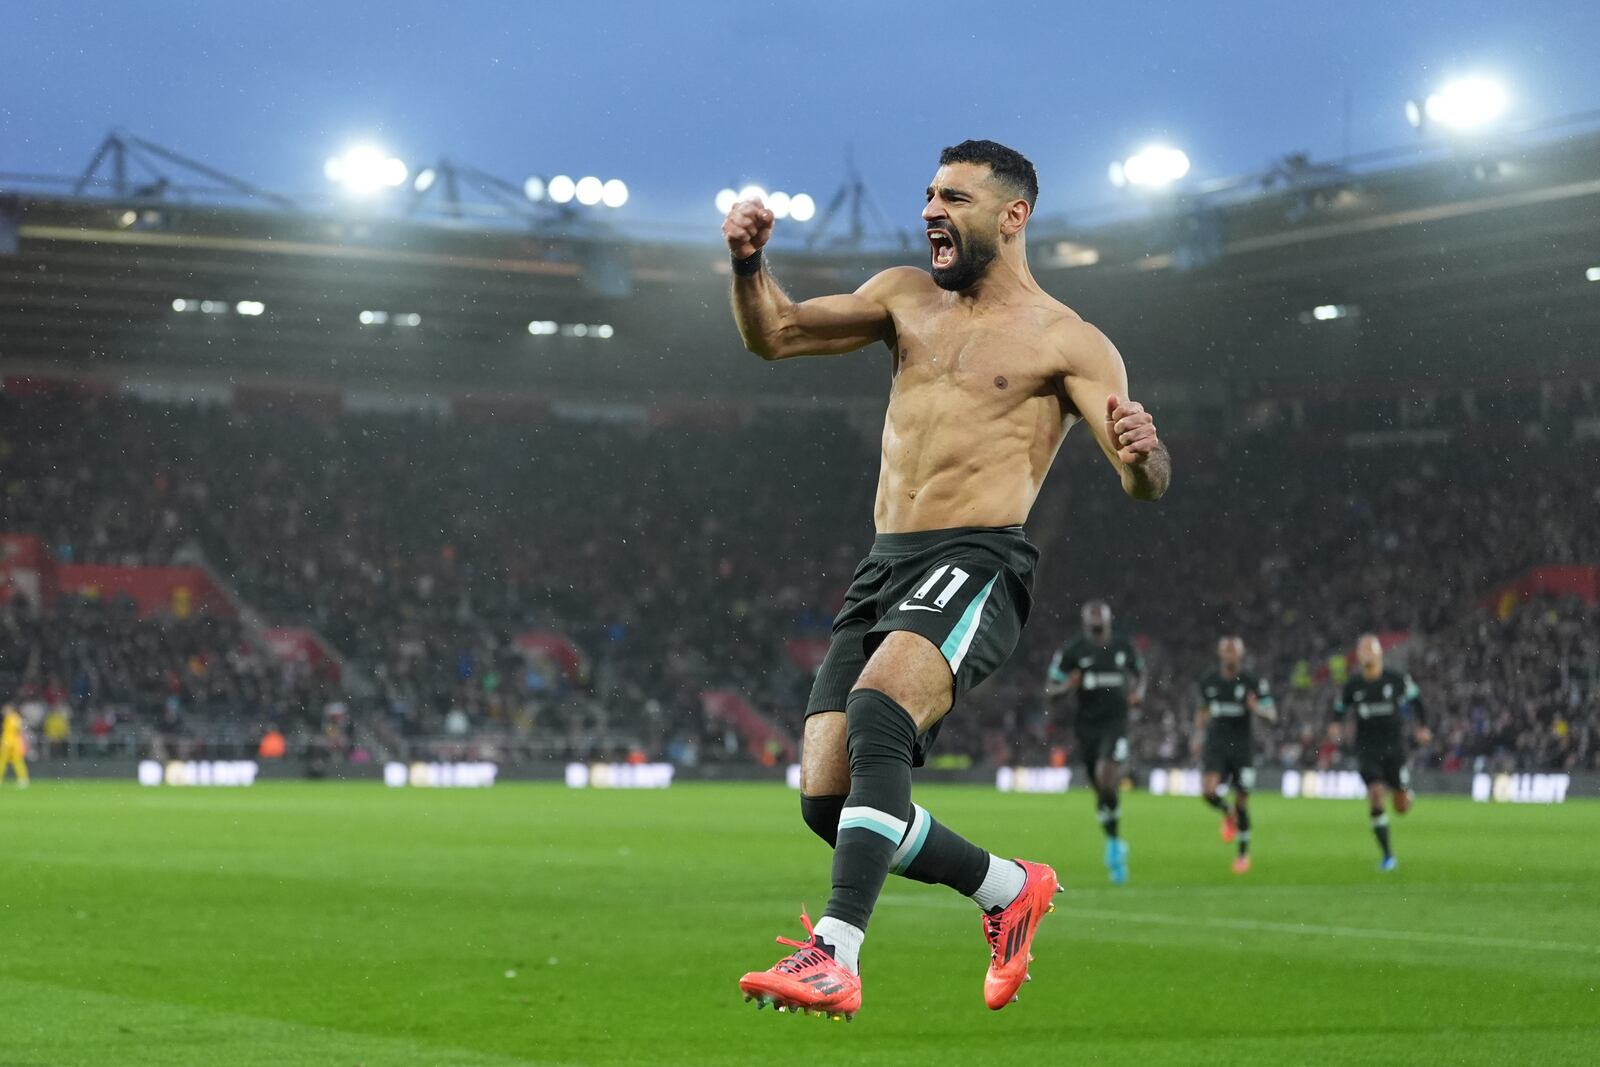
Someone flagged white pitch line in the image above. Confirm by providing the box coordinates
[1053,881,1592,900]
[879,894,1600,955]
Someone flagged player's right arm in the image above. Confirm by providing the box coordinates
[723,199,911,360]
[1329,683,1350,745]
[1043,648,1080,697]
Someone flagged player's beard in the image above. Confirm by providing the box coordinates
[930,225,999,291]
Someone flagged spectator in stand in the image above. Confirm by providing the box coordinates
[258,725,286,760]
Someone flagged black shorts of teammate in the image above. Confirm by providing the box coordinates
[1358,747,1412,791]
[1075,715,1130,780]
[1202,735,1257,792]
[806,525,1038,767]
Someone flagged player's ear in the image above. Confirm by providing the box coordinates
[1000,197,1030,238]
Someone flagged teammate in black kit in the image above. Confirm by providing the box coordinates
[1193,636,1276,874]
[1333,634,1431,872]
[1045,600,1143,884]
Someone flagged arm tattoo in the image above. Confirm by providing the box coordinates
[1124,441,1171,501]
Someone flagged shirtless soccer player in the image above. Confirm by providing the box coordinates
[726,140,1170,1020]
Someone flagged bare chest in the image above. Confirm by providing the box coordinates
[890,310,1055,398]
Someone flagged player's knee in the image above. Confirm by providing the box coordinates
[844,688,919,769]
[800,793,846,848]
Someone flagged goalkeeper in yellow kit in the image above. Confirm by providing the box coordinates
[1,704,29,787]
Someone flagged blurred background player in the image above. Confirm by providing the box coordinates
[1,702,29,789]
[1333,634,1431,872]
[1045,600,1144,884]
[1193,636,1276,873]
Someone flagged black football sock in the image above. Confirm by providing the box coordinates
[1235,803,1252,856]
[1203,793,1229,814]
[890,802,992,897]
[1097,796,1121,840]
[821,689,917,936]
[1371,809,1392,859]
[800,793,846,848]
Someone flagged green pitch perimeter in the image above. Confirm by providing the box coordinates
[2,782,1595,1066]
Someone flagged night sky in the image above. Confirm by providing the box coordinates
[5,0,1598,234]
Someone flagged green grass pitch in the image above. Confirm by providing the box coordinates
[2,781,1596,1065]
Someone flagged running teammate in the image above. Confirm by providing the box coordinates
[1334,635,1430,871]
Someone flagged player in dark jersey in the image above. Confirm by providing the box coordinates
[1333,634,1431,872]
[1045,600,1143,884]
[1193,636,1276,874]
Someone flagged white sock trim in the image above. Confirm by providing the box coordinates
[812,916,864,974]
[971,854,1027,912]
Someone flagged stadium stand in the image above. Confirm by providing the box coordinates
[3,382,1595,773]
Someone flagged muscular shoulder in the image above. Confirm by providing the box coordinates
[859,266,936,307]
[1049,314,1121,377]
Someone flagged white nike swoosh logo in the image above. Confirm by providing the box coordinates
[899,603,942,612]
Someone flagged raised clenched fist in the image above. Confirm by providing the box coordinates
[722,199,775,260]
[1105,395,1160,466]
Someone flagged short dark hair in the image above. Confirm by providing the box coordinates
[938,139,1038,208]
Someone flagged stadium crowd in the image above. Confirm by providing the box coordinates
[1,386,1596,774]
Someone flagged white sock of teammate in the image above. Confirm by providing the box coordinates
[811,916,865,974]
[970,854,1027,912]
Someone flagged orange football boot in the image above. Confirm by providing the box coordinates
[981,860,1061,1010]
[738,910,861,1021]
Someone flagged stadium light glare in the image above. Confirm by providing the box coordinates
[199,300,228,315]
[118,210,138,227]
[596,324,615,338]
[1411,77,1508,132]
[528,320,558,335]
[1112,146,1191,189]
[767,191,792,220]
[788,193,816,222]
[575,176,604,206]
[359,310,391,326]
[413,168,437,193]
[397,312,421,327]
[235,300,265,317]
[737,184,769,205]
[524,176,547,202]
[715,188,738,214]
[548,175,576,204]
[324,145,409,196]
[1585,267,1600,282]
[172,298,197,312]
[601,179,629,208]
[1312,304,1347,321]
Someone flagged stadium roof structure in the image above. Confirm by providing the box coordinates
[3,122,1598,406]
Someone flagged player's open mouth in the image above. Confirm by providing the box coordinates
[928,229,957,269]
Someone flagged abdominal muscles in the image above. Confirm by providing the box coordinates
[874,379,1069,533]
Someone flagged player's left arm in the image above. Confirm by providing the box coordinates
[1127,644,1147,708]
[1403,673,1431,745]
[1058,321,1170,502]
[1248,678,1279,724]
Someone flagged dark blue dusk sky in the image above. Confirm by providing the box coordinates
[5,1,1598,235]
